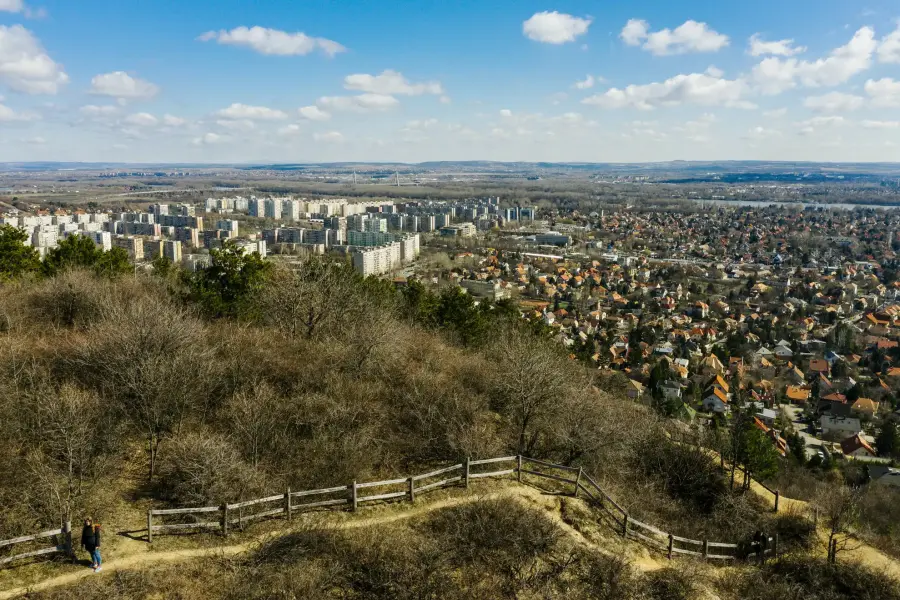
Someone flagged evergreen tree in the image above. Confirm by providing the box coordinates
[0,224,41,280]
[187,241,272,319]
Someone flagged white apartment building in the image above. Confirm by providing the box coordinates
[351,242,401,277]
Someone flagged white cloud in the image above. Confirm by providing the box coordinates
[215,103,288,120]
[80,104,119,117]
[313,131,344,143]
[192,132,227,145]
[795,115,846,135]
[763,107,788,117]
[404,118,438,130]
[162,114,186,127]
[861,119,900,129]
[344,70,443,96]
[878,24,900,63]
[24,136,45,144]
[621,19,649,46]
[198,26,345,57]
[751,27,876,94]
[317,93,399,112]
[523,11,591,44]
[621,19,729,55]
[748,34,806,57]
[0,0,23,12]
[216,119,255,131]
[439,95,451,104]
[0,102,37,121]
[123,112,158,127]
[0,25,68,94]
[90,71,159,100]
[865,77,900,107]
[298,105,330,121]
[582,71,751,110]
[803,91,864,112]
[278,123,302,136]
[499,108,513,117]
[573,75,597,90]
[744,126,781,139]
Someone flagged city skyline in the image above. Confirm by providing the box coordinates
[1,0,900,163]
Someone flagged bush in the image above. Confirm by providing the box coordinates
[772,506,817,552]
[635,433,728,514]
[727,556,900,600]
[645,568,696,600]
[155,432,268,506]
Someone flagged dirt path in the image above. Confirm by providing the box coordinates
[0,485,660,600]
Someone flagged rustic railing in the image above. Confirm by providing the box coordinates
[0,522,71,566]
[146,455,779,563]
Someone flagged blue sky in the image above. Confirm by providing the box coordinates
[1,0,899,162]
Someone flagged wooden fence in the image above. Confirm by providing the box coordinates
[146,455,779,563]
[0,522,71,566]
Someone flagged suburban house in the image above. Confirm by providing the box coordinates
[820,415,862,437]
[627,379,645,400]
[840,433,877,458]
[785,386,811,404]
[851,398,879,419]
[703,387,730,413]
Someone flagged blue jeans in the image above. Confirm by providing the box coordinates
[90,548,101,567]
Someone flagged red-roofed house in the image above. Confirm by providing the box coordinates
[840,434,876,458]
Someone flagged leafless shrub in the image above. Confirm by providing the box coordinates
[155,431,268,506]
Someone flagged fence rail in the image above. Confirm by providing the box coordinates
[0,522,71,566]
[4,454,780,570]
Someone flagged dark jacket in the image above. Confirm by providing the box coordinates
[81,525,100,550]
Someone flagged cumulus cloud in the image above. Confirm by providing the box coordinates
[313,131,344,143]
[763,107,788,117]
[198,26,345,57]
[573,74,599,90]
[278,123,302,136]
[215,103,288,120]
[621,19,729,55]
[862,119,900,129]
[298,105,330,121]
[751,27,876,94]
[216,118,255,131]
[523,11,591,44]
[803,91,864,112]
[878,24,900,63]
[192,132,227,145]
[162,114,186,127]
[743,126,781,139]
[582,70,752,110]
[0,102,38,121]
[317,93,399,112]
[0,25,68,94]
[748,34,806,57]
[123,112,158,127]
[795,115,845,135]
[0,0,23,12]
[90,71,159,100]
[80,104,119,117]
[344,70,443,96]
[865,77,900,107]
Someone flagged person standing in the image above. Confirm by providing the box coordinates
[80,518,102,572]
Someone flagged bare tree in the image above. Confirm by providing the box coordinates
[222,381,285,469]
[487,328,578,455]
[63,295,214,482]
[816,484,863,563]
[24,384,113,526]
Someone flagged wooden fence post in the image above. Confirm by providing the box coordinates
[147,511,152,544]
[517,455,523,483]
[667,534,674,560]
[285,488,292,522]
[351,481,358,512]
[702,539,709,560]
[622,514,629,538]
[574,467,583,498]
[408,477,415,503]
[63,521,72,558]
[774,490,780,513]
[221,503,229,537]
[464,457,470,489]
